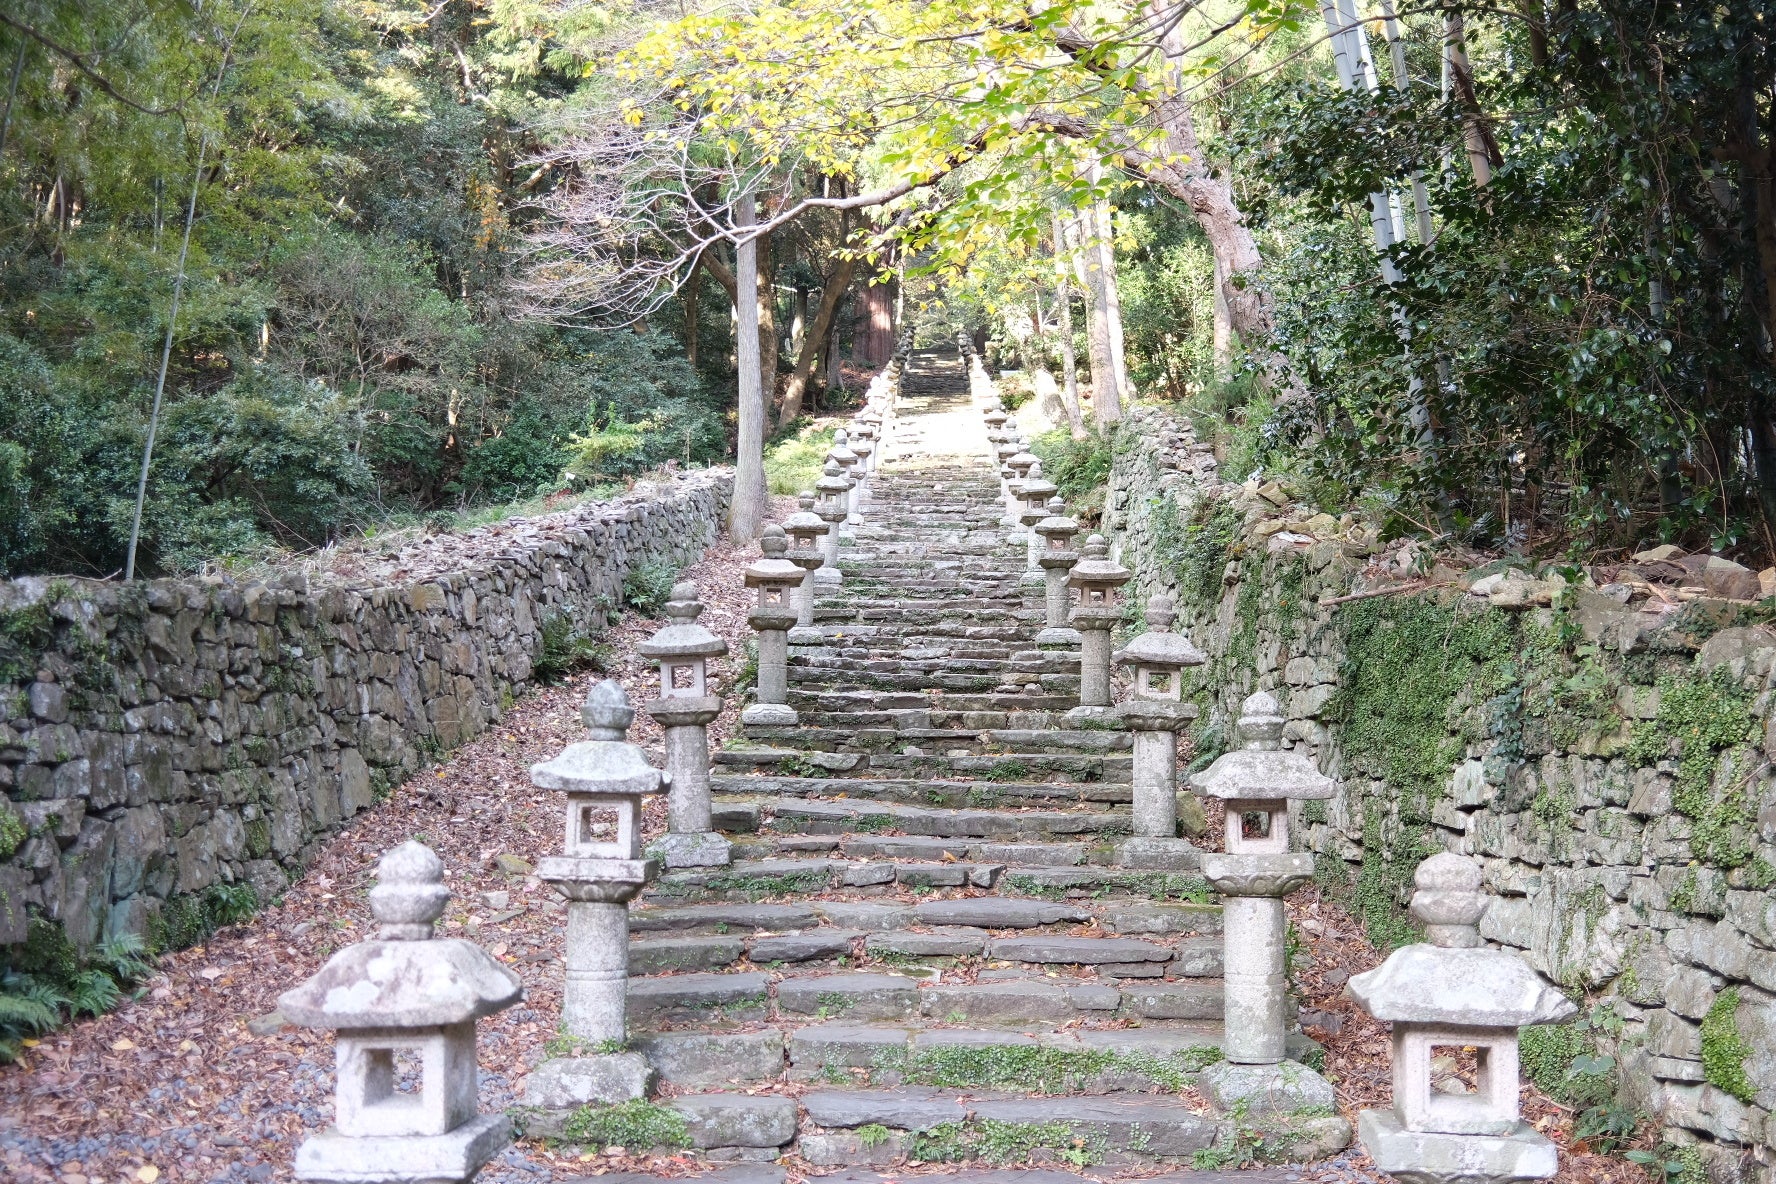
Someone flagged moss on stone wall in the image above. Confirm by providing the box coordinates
[1700,989,1756,1103]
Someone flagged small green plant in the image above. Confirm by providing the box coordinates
[0,803,26,859]
[910,1118,1099,1165]
[532,613,611,685]
[984,759,1030,782]
[0,921,157,1062]
[1627,1144,1708,1184]
[622,560,680,617]
[560,1099,690,1150]
[856,1122,891,1149]
[150,882,259,953]
[776,754,818,778]
[1700,988,1756,1103]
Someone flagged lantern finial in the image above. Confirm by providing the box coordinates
[665,581,702,622]
[1237,691,1285,750]
[760,524,789,556]
[581,678,634,740]
[1144,594,1176,631]
[1410,852,1488,948]
[798,490,816,510]
[369,841,449,941]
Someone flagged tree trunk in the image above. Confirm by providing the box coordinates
[823,301,845,397]
[684,250,703,371]
[730,194,766,543]
[1069,211,1122,427]
[1211,252,1233,381]
[757,228,778,430]
[856,277,895,367]
[1050,218,1088,438]
[1443,12,1499,187]
[1141,3,1299,397]
[779,256,856,427]
[791,285,808,356]
[1093,190,1129,416]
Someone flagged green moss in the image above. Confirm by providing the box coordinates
[1700,988,1756,1103]
[559,1099,690,1150]
[0,804,25,859]
[244,817,272,860]
[698,870,831,899]
[149,882,259,954]
[1623,670,1757,869]
[910,1118,1101,1166]
[893,1043,1216,1094]
[1520,1010,1615,1107]
[850,812,894,833]
[0,600,55,684]
[983,759,1030,782]
[1150,493,1242,610]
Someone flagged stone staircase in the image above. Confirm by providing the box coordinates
[566,351,1342,1171]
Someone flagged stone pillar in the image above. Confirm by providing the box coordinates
[1112,595,1206,869]
[525,681,662,1107]
[639,583,731,867]
[1064,535,1129,723]
[742,526,802,727]
[279,841,522,1182]
[814,460,850,585]
[783,491,828,630]
[1033,497,1080,647]
[829,431,860,525]
[1018,462,1056,588]
[1349,854,1578,1184]
[1192,692,1334,1063]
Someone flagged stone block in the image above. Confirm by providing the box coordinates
[777,973,918,1020]
[669,1094,797,1148]
[1357,1110,1557,1184]
[523,1053,654,1107]
[635,1031,785,1088]
[1197,1059,1336,1117]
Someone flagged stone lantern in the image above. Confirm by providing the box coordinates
[639,582,731,868]
[1113,595,1205,865]
[743,525,803,727]
[852,425,877,482]
[782,491,827,631]
[829,430,861,525]
[1006,444,1038,535]
[1033,497,1081,648]
[1350,853,1576,1184]
[995,436,1023,525]
[983,406,1008,435]
[1017,461,1057,587]
[525,681,662,1107]
[1065,535,1130,721]
[1191,691,1335,1065]
[814,459,851,586]
[280,841,522,1183]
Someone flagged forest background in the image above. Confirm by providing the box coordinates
[1,0,1774,578]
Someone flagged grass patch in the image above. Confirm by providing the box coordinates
[893,1043,1218,1094]
[765,423,838,495]
[911,1118,1101,1166]
[560,1100,689,1150]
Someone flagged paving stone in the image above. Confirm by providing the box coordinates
[801,1086,969,1131]
[1197,1059,1336,1116]
[841,836,971,860]
[788,1023,914,1072]
[776,972,920,1019]
[967,1094,1224,1155]
[628,972,770,1020]
[634,1030,785,1087]
[748,930,861,963]
[629,905,820,932]
[813,901,915,930]
[987,936,1171,964]
[1099,902,1223,935]
[913,899,1089,928]
[629,936,745,974]
[1119,980,1225,1020]
[865,928,989,957]
[669,1094,798,1148]
[920,981,1084,1022]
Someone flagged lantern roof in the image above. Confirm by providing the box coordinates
[637,581,728,659]
[1068,535,1131,588]
[783,491,829,535]
[815,459,852,494]
[1035,496,1079,537]
[1020,461,1058,501]
[746,526,805,586]
[1191,691,1335,801]
[530,681,664,797]
[1113,595,1207,670]
[279,842,522,1030]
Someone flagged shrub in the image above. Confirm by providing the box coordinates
[622,559,680,616]
[764,422,837,495]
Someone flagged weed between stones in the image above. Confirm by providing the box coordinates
[880,1043,1220,1093]
[1700,988,1756,1104]
[560,1099,690,1150]
[911,1118,1102,1166]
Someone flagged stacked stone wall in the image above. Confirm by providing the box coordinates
[1102,405,1776,1176]
[0,472,732,955]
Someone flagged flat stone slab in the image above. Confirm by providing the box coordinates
[669,1093,799,1148]
[1114,837,1204,871]
[968,1094,1224,1155]
[1101,902,1222,935]
[790,1023,915,1071]
[1359,1109,1558,1182]
[801,1086,969,1131]
[627,972,770,1018]
[1120,980,1225,1020]
[866,929,988,957]
[630,936,745,974]
[973,842,1090,865]
[1198,1059,1336,1116]
[523,1053,653,1108]
[987,936,1171,964]
[630,904,820,932]
[913,899,1089,928]
[842,837,971,860]
[920,980,1095,1022]
[749,931,861,963]
[776,972,920,1019]
[813,901,909,930]
[634,1031,785,1088]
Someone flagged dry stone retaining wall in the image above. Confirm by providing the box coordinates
[0,472,731,956]
[1102,405,1776,1177]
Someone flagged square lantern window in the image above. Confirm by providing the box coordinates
[1139,668,1180,699]
[1393,1024,1521,1136]
[566,794,643,860]
[1224,798,1289,855]
[336,1025,477,1138]
[760,584,788,608]
[661,658,705,698]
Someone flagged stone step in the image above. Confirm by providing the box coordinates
[625,968,1227,1028]
[728,835,1114,868]
[714,748,1132,782]
[748,797,1131,839]
[737,726,1135,756]
[627,897,1223,937]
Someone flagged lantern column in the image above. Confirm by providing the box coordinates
[1033,497,1081,650]
[1064,535,1130,724]
[783,491,828,639]
[640,582,731,868]
[814,460,851,586]
[525,680,662,1106]
[1191,692,1334,1065]
[1017,461,1057,589]
[742,525,804,727]
[1111,595,1206,869]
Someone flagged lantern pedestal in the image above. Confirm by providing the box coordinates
[743,526,803,727]
[1203,852,1314,1065]
[296,1114,511,1183]
[1358,1110,1558,1184]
